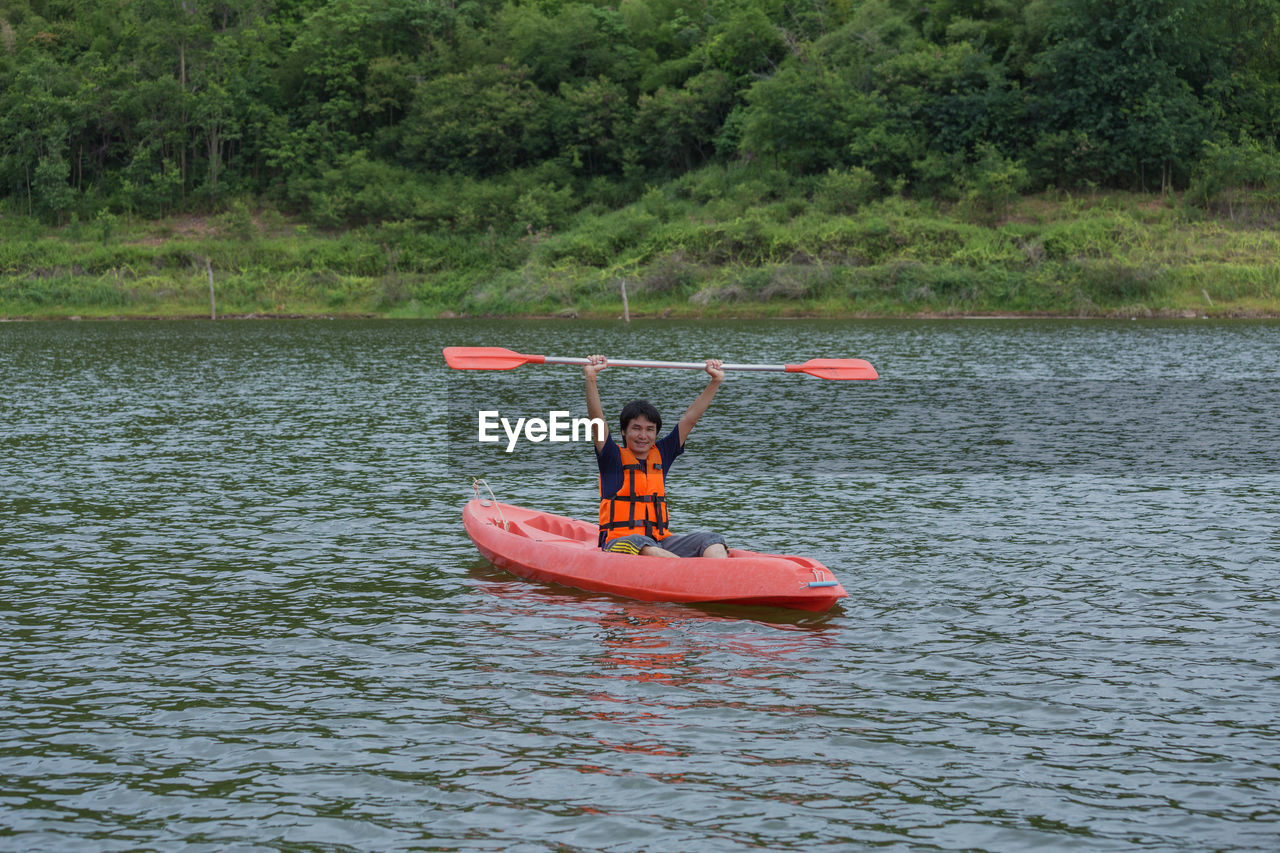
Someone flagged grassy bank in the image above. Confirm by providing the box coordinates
[3,173,1279,320]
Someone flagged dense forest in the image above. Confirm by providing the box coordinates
[3,0,1279,231]
[2,0,1279,320]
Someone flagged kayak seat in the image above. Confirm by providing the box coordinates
[502,518,592,547]
[520,517,593,542]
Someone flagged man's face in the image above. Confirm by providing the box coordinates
[622,415,658,457]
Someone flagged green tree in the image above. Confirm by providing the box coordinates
[1198,0,1280,143]
[554,76,631,176]
[398,63,550,175]
[705,5,786,80]
[633,68,736,171]
[0,52,78,219]
[1188,135,1280,220]
[920,0,1029,63]
[737,58,856,172]
[1027,0,1213,189]
[876,42,1020,170]
[496,1,640,91]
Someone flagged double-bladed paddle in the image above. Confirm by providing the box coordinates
[443,346,878,380]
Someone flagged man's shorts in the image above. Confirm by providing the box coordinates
[602,531,728,557]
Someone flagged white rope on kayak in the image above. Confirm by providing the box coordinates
[472,477,508,531]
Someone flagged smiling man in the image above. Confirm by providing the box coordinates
[584,353,730,558]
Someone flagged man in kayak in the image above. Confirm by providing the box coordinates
[585,353,730,558]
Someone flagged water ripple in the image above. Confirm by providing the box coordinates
[2,319,1278,851]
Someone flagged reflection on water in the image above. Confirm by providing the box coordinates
[2,318,1278,852]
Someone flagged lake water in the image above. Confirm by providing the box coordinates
[2,318,1278,852]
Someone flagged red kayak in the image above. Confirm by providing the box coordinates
[463,498,847,612]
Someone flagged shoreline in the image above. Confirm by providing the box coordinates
[4,190,1279,323]
[4,307,1278,322]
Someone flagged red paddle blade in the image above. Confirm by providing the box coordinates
[785,358,879,380]
[442,347,545,371]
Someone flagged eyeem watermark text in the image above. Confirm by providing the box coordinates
[478,410,606,453]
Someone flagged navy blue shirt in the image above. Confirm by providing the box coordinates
[596,426,684,499]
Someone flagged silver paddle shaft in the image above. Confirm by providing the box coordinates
[543,356,786,372]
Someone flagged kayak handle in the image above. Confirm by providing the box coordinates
[807,581,839,588]
[472,478,508,531]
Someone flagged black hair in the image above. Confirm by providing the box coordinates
[619,399,662,442]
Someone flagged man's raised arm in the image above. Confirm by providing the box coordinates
[677,359,724,445]
[584,354,609,453]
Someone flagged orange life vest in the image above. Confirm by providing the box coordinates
[599,444,669,544]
